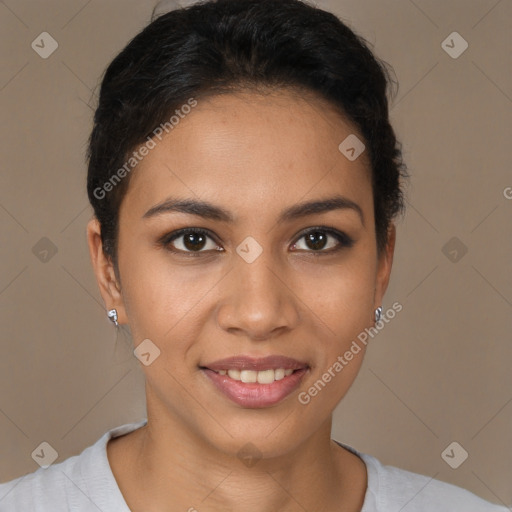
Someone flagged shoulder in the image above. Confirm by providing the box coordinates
[0,419,147,512]
[336,441,508,512]
[366,455,507,512]
[0,449,85,511]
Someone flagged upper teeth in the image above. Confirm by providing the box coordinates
[216,368,294,383]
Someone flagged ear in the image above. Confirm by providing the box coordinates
[374,223,396,311]
[86,217,127,325]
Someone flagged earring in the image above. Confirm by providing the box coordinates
[374,306,382,324]
[107,309,119,327]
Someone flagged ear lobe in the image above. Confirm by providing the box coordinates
[86,217,127,324]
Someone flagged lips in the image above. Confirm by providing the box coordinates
[200,355,309,408]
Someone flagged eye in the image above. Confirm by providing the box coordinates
[291,227,354,254]
[160,228,222,255]
[159,226,354,257]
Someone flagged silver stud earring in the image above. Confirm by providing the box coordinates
[375,306,382,324]
[107,309,119,327]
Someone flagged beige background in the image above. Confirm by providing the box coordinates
[1,0,511,507]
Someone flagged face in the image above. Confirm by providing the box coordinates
[88,89,395,458]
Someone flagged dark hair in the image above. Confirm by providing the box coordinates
[87,0,408,271]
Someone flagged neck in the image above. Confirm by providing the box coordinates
[108,405,367,512]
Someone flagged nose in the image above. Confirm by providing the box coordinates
[216,251,301,341]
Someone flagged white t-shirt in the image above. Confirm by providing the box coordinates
[0,419,508,511]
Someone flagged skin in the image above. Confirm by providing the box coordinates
[87,88,396,512]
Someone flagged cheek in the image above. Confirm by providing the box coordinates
[289,254,376,405]
[294,258,374,409]
[293,248,377,329]
[117,241,209,336]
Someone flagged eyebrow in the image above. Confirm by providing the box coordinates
[143,195,364,226]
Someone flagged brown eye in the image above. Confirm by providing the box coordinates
[182,232,208,251]
[304,231,328,251]
[163,228,221,254]
[291,227,354,254]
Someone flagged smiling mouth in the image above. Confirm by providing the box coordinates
[209,368,295,384]
[199,355,310,408]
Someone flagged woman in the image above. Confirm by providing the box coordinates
[0,0,507,510]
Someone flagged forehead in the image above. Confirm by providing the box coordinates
[122,89,373,222]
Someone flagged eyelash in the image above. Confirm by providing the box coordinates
[158,226,354,258]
